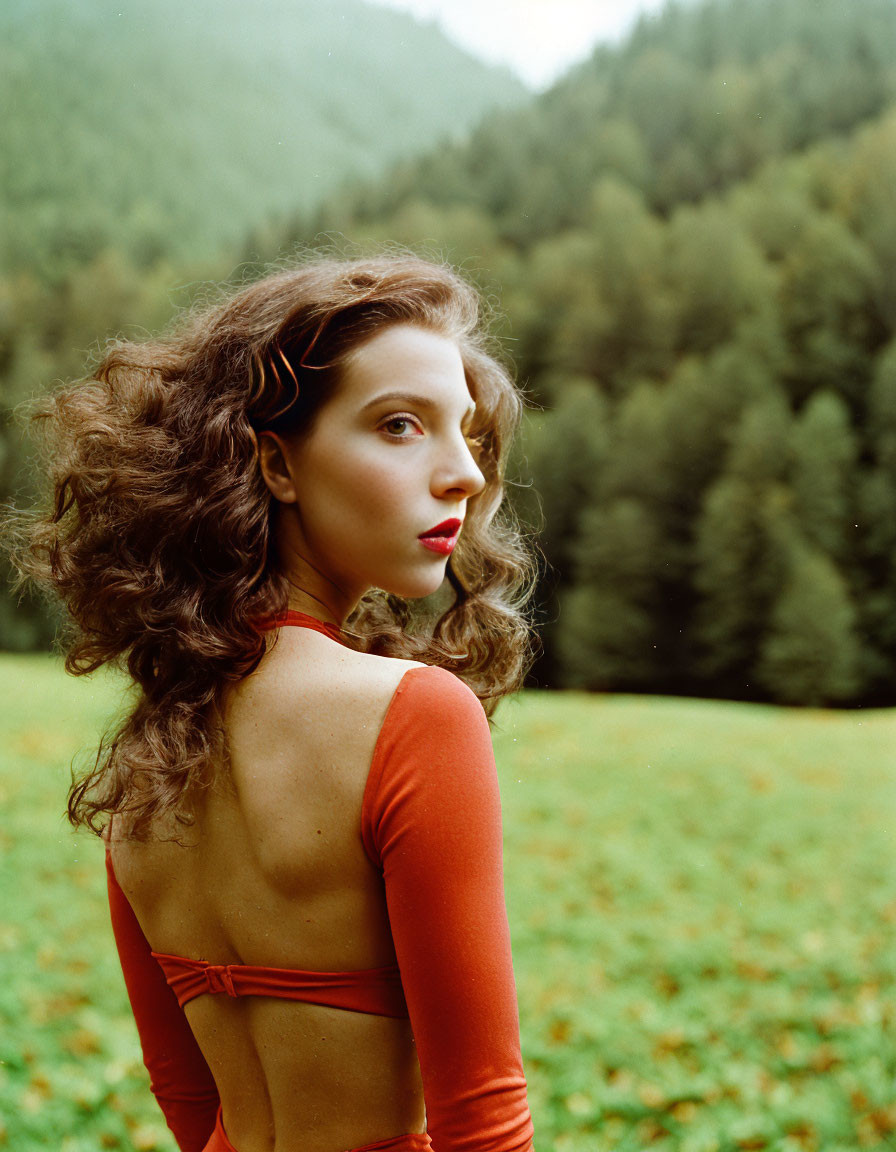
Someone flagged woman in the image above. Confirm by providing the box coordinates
[7,254,536,1152]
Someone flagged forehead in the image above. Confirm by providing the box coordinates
[337,324,471,407]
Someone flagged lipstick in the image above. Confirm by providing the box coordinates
[418,518,462,555]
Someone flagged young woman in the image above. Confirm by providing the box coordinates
[7,255,537,1152]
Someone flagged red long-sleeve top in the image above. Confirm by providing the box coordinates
[106,663,534,1152]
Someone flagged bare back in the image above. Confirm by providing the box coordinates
[109,625,428,1152]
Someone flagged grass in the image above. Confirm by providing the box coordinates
[1,653,894,1151]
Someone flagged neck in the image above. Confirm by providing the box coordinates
[283,589,345,628]
[272,506,362,627]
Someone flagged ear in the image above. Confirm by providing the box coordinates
[257,430,298,504]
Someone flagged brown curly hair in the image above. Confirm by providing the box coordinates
[3,253,536,840]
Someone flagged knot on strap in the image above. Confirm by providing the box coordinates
[204,963,238,997]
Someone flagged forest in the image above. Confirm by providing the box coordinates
[4,0,896,706]
[1,0,524,277]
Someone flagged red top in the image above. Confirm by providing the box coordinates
[148,947,409,1017]
[105,611,534,1152]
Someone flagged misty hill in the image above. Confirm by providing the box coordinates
[1,0,526,278]
[298,0,896,249]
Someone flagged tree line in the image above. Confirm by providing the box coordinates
[4,0,896,704]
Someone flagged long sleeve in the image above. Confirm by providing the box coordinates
[105,847,220,1152]
[361,666,534,1152]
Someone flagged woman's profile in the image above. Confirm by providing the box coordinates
[6,254,537,1151]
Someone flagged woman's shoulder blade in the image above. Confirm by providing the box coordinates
[227,636,486,790]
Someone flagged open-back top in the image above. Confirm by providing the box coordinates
[109,610,408,1018]
[104,609,534,1152]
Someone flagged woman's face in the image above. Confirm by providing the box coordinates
[259,323,486,617]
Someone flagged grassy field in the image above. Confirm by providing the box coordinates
[1,654,893,1151]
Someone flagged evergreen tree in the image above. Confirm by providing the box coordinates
[659,330,786,540]
[852,466,896,696]
[789,390,858,563]
[868,337,896,475]
[692,395,792,695]
[757,538,861,705]
[519,381,611,579]
[665,201,778,357]
[841,111,896,335]
[519,179,672,390]
[556,497,663,690]
[779,213,880,405]
[514,381,610,684]
[852,339,896,694]
[600,379,671,504]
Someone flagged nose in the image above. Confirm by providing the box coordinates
[432,432,486,501]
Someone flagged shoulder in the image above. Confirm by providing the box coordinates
[229,628,423,725]
[360,664,499,864]
[379,662,488,731]
[314,654,488,762]
[243,628,484,731]
[366,664,494,801]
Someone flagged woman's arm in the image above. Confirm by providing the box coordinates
[361,665,535,1152]
[105,846,221,1152]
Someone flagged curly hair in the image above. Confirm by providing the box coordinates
[3,253,537,840]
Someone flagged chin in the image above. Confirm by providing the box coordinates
[382,564,449,601]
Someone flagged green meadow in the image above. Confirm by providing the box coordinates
[1,654,893,1151]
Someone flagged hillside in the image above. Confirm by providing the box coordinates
[297,0,896,248]
[6,0,896,708]
[0,0,527,277]
[273,0,896,706]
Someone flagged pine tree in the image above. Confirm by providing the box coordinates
[779,213,879,405]
[520,381,610,578]
[868,337,896,475]
[692,395,792,695]
[852,339,896,694]
[757,537,861,705]
[789,390,858,564]
[556,497,663,690]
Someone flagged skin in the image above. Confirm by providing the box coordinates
[255,322,486,624]
[110,322,491,1152]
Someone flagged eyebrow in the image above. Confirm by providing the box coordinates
[361,391,477,421]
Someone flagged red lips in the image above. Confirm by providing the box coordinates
[418,518,462,555]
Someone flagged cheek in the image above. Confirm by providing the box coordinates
[313,445,412,525]
[344,451,412,511]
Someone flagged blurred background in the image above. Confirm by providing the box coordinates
[3,0,896,708]
[2,2,895,1150]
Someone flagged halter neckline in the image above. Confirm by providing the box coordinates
[254,609,346,644]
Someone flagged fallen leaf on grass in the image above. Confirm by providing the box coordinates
[652,1028,687,1057]
[549,1017,572,1044]
[637,1117,669,1143]
[133,1124,165,1150]
[785,1120,817,1151]
[808,1043,840,1072]
[865,1105,896,1137]
[638,1082,666,1109]
[26,1072,52,1099]
[565,1092,593,1116]
[63,1027,103,1057]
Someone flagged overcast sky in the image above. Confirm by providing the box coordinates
[368,0,672,89]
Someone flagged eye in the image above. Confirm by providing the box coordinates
[379,414,422,439]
